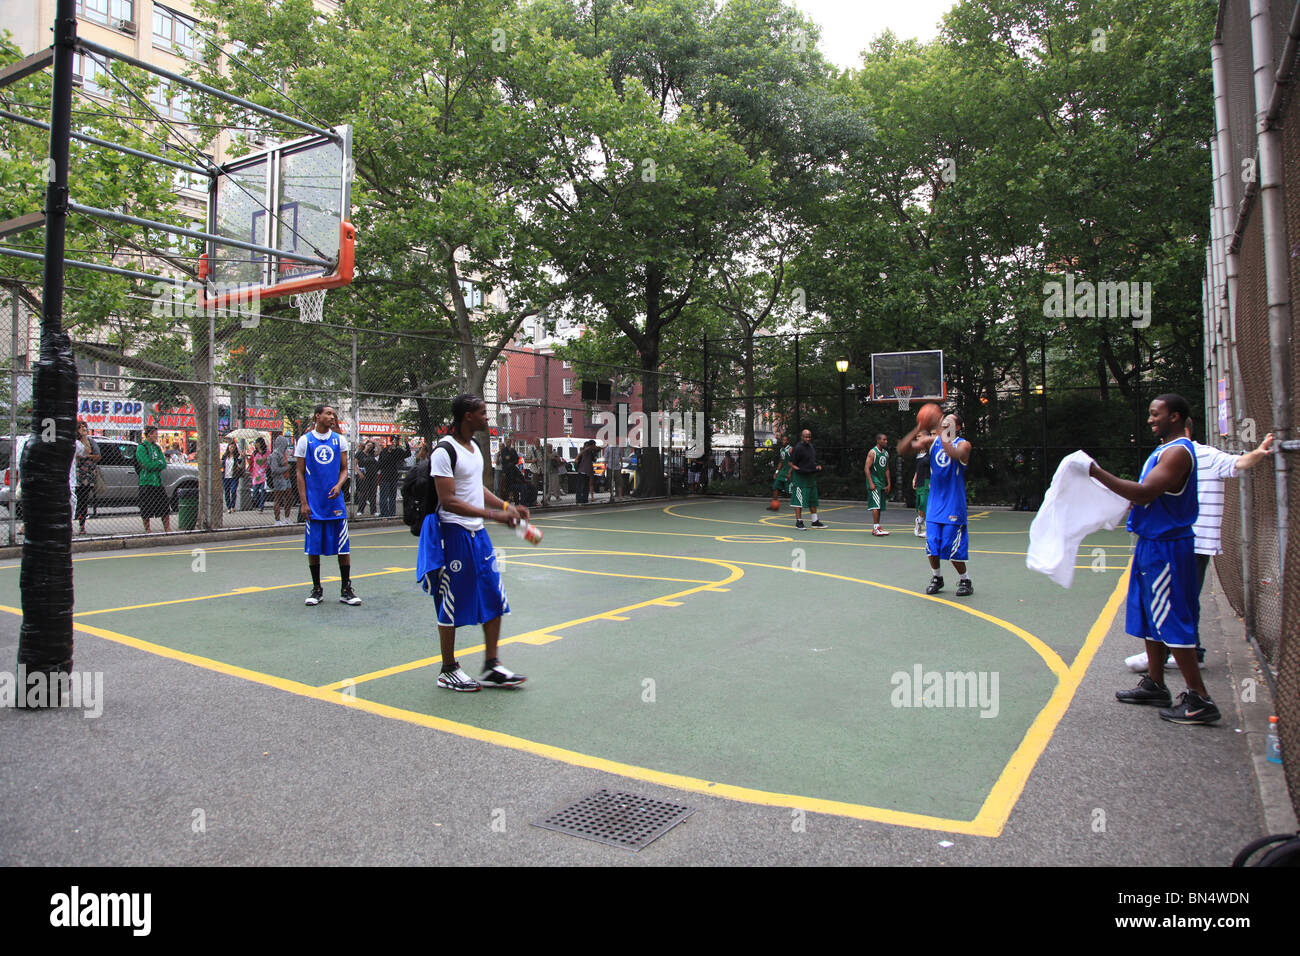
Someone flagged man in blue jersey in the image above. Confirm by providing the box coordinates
[1088,393,1218,725]
[295,405,361,607]
[900,412,973,596]
[429,394,530,692]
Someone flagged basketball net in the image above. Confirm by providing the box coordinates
[291,289,326,323]
[894,385,914,412]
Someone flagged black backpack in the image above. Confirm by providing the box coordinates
[401,439,457,536]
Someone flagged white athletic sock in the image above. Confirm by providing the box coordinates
[960,574,970,582]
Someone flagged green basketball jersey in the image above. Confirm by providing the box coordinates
[869,448,889,486]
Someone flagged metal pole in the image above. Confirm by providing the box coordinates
[350,330,358,518]
[17,0,77,704]
[542,352,550,502]
[8,292,18,545]
[1040,333,1048,496]
[206,307,215,529]
[1250,0,1292,579]
[793,333,800,430]
[839,370,847,473]
[702,333,710,490]
[1212,36,1255,640]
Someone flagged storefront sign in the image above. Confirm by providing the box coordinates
[78,396,145,429]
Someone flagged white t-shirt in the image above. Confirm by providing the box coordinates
[294,430,349,460]
[1192,441,1239,556]
[432,437,486,531]
[14,435,80,495]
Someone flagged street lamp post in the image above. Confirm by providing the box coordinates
[836,358,849,472]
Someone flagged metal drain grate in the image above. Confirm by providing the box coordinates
[532,789,696,852]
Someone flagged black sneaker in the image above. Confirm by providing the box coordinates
[480,662,526,688]
[810,519,827,528]
[436,665,481,692]
[1116,675,1172,707]
[795,519,807,530]
[339,586,361,606]
[956,578,974,597]
[925,575,944,595]
[1159,690,1220,724]
[305,587,324,606]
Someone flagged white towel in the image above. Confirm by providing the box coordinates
[1026,451,1130,588]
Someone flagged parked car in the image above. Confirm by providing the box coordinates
[0,435,199,516]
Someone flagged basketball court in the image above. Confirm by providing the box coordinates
[0,498,1135,838]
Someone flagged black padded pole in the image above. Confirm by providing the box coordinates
[17,0,78,708]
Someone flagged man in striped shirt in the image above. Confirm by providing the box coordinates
[1126,421,1273,672]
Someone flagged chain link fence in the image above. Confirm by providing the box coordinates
[693,328,1195,507]
[0,285,693,545]
[1208,0,1299,823]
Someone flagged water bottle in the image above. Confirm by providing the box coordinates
[1266,716,1282,764]
[514,520,543,545]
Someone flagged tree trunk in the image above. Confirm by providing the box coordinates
[740,340,756,480]
[636,342,666,497]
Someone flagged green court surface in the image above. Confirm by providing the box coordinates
[0,498,1134,836]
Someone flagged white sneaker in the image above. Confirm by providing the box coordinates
[1125,651,1176,673]
[437,666,480,692]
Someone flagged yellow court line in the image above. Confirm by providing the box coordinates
[968,563,1131,836]
[502,561,716,585]
[0,551,1126,836]
[71,566,411,617]
[0,526,411,567]
[320,552,745,690]
[545,520,1125,559]
[0,606,999,834]
[726,561,1068,679]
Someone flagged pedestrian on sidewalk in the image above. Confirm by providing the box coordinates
[222,439,243,512]
[269,434,294,526]
[74,420,100,535]
[248,437,270,513]
[136,426,170,533]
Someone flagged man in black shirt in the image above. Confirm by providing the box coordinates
[789,428,826,530]
[377,437,406,517]
[913,432,931,537]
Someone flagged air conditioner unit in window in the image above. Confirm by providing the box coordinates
[116,19,137,35]
[100,379,119,391]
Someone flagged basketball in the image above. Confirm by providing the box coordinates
[917,402,943,431]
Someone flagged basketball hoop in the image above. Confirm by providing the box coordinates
[894,386,914,412]
[291,289,326,323]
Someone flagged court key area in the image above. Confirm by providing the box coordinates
[0,499,1133,837]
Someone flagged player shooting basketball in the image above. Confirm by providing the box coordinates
[899,410,974,597]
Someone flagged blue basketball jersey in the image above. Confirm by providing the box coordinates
[304,430,346,520]
[1127,436,1197,540]
[926,437,968,525]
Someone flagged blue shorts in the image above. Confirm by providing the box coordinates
[1126,535,1198,647]
[433,523,509,628]
[926,521,968,562]
[304,518,349,556]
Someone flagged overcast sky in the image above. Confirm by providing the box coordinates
[788,0,959,70]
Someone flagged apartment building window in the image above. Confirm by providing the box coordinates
[562,378,573,395]
[563,409,573,431]
[78,0,136,32]
[153,6,197,58]
[172,166,209,193]
[72,51,108,94]
[149,79,190,124]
